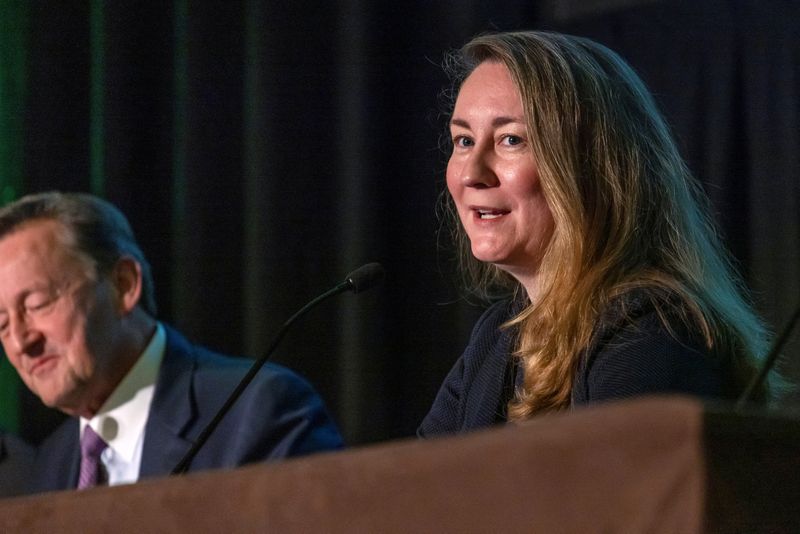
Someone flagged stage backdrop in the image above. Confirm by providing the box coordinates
[0,0,797,445]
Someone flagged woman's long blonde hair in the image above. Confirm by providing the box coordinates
[442,31,771,418]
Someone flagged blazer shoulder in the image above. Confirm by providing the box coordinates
[159,324,329,421]
[156,324,343,463]
[574,289,720,404]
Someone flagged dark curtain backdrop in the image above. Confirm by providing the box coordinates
[5,0,798,446]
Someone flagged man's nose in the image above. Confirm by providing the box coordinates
[10,317,41,354]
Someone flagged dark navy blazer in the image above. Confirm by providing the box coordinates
[419,292,722,437]
[0,431,34,498]
[31,325,343,493]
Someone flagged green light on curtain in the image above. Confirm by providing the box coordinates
[90,0,105,196]
[0,361,20,432]
[0,0,28,432]
[173,0,188,214]
[171,0,189,312]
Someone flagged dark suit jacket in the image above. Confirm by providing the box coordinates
[0,431,34,498]
[31,325,343,493]
[418,291,722,436]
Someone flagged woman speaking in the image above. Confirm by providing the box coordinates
[420,31,772,436]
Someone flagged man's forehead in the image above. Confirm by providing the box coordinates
[0,219,90,281]
[0,218,73,251]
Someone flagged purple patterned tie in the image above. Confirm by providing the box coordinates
[78,426,108,489]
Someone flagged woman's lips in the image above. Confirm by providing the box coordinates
[472,207,510,220]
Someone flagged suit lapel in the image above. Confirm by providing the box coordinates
[461,300,520,429]
[138,326,196,479]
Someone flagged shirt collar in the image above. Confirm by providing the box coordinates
[80,322,166,463]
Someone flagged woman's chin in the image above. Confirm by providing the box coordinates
[470,243,511,265]
[471,251,504,265]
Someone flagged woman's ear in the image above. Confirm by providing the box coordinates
[110,256,143,315]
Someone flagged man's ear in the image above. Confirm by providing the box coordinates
[110,256,143,315]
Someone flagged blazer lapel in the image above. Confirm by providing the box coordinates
[469,325,516,427]
[138,326,196,479]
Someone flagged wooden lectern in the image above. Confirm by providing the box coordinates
[0,396,797,533]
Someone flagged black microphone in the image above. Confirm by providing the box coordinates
[345,262,385,294]
[171,262,385,475]
[735,299,800,410]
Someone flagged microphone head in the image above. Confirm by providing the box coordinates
[344,262,385,294]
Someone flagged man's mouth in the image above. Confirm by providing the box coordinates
[29,354,58,376]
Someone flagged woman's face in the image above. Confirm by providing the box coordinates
[446,61,554,292]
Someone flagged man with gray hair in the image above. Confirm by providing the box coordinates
[0,191,342,493]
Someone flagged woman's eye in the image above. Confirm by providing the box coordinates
[502,135,524,146]
[453,135,474,148]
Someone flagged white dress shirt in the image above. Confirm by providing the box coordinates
[79,323,166,486]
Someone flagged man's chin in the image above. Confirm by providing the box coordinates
[35,387,80,416]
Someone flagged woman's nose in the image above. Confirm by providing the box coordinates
[460,150,499,189]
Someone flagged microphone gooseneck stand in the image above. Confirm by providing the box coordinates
[171,263,384,475]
